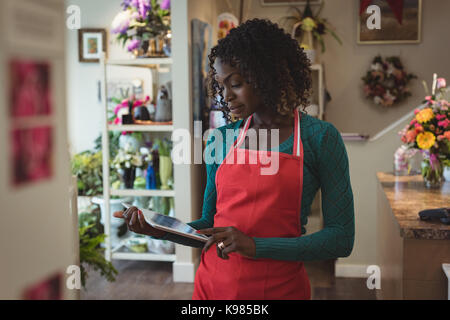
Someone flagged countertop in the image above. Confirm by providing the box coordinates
[377,172,450,240]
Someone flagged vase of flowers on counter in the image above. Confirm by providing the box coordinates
[399,74,449,188]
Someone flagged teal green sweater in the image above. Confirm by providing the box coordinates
[164,112,354,262]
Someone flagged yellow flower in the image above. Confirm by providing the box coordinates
[416,131,436,150]
[301,17,317,32]
[415,108,434,123]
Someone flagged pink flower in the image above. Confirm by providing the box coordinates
[436,78,446,89]
[437,119,450,128]
[436,114,446,120]
[414,108,420,115]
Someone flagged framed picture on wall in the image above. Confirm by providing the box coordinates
[358,0,422,44]
[78,28,107,62]
[260,0,322,6]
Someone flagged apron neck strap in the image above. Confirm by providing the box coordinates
[234,109,302,156]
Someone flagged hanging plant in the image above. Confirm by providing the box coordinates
[362,55,416,107]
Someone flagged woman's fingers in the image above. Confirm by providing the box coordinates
[113,211,124,218]
[129,211,138,226]
[137,211,147,229]
[201,229,229,253]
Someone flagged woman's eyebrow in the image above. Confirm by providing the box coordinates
[216,72,240,84]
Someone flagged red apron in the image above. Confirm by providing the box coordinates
[193,109,310,300]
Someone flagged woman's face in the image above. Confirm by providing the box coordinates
[213,58,264,119]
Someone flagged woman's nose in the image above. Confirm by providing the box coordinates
[223,87,234,103]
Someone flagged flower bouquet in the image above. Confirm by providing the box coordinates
[112,142,151,189]
[110,95,151,126]
[111,0,171,57]
[399,74,449,188]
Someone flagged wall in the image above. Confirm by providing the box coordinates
[217,0,450,136]
[0,0,77,299]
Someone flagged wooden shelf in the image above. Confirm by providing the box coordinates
[111,189,175,197]
[108,124,173,132]
[111,251,176,262]
[106,58,173,67]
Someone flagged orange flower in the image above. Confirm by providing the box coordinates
[444,131,450,140]
[416,132,436,150]
[405,129,417,143]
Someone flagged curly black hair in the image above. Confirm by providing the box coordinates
[207,18,312,122]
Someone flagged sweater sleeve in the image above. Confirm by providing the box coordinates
[253,122,355,261]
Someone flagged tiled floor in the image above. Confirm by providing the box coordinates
[81,259,376,300]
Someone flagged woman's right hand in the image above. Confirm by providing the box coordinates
[113,206,167,238]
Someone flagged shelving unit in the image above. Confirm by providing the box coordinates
[310,63,324,120]
[100,53,176,262]
[308,63,324,233]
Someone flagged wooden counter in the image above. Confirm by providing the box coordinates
[376,172,450,300]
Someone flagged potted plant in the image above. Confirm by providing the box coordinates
[399,75,449,188]
[111,0,171,57]
[78,211,118,289]
[282,0,342,62]
[72,132,132,248]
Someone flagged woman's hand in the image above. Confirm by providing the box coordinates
[113,206,166,238]
[196,227,256,260]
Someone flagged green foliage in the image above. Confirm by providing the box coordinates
[72,132,122,196]
[79,221,118,289]
[71,151,104,196]
[153,138,172,157]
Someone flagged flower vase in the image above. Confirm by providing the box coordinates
[444,165,450,182]
[421,155,443,189]
[123,167,136,189]
[159,156,172,190]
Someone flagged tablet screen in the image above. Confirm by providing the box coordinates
[122,203,209,242]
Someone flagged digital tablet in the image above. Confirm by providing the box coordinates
[121,203,209,243]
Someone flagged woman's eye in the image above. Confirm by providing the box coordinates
[231,84,241,88]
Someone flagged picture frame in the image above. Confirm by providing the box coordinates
[357,0,422,44]
[260,0,322,6]
[78,28,107,62]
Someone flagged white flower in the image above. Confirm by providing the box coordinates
[374,96,383,105]
[125,161,131,168]
[371,63,382,71]
[111,11,132,34]
[386,63,394,75]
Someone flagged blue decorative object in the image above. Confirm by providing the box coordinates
[146,163,157,189]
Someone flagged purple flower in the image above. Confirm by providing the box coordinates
[127,39,141,52]
[138,0,151,18]
[161,0,170,10]
[121,0,132,10]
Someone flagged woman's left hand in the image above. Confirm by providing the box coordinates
[196,227,256,260]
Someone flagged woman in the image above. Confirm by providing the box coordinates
[114,19,354,300]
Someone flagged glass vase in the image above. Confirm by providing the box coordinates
[421,156,443,189]
[159,155,172,190]
[122,167,136,189]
